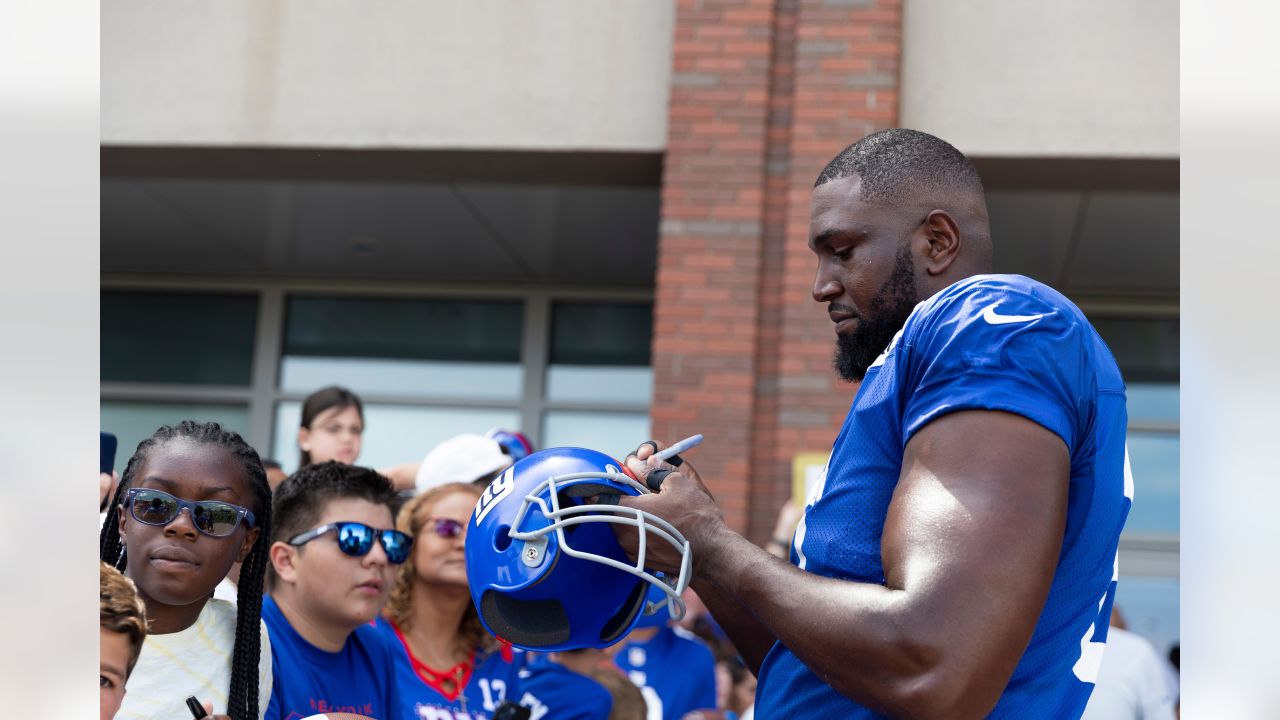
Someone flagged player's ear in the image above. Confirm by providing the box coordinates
[920,209,961,276]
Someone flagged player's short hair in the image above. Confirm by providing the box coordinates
[100,561,147,678]
[814,128,984,205]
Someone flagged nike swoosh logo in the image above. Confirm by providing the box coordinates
[981,302,1045,325]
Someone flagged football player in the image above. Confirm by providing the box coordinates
[616,129,1132,719]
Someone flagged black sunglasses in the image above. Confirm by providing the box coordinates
[288,522,413,564]
[125,487,256,538]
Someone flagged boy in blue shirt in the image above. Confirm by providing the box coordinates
[263,462,412,720]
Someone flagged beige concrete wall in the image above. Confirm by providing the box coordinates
[103,1,674,151]
[900,0,1178,158]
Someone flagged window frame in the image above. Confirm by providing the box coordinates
[100,274,654,462]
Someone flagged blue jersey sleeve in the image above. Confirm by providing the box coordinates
[901,282,1093,450]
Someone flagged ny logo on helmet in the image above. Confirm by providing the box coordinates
[475,465,515,525]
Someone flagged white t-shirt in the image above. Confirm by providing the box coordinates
[1081,627,1176,720]
[116,598,273,720]
[212,576,239,604]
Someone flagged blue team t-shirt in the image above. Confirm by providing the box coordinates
[261,594,398,720]
[374,616,524,720]
[755,274,1132,719]
[614,625,717,719]
[517,653,613,720]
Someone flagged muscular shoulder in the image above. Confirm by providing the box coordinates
[909,275,1085,336]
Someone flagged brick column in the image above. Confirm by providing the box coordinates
[652,0,776,532]
[654,0,901,541]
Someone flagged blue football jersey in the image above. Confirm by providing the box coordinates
[614,625,718,720]
[261,595,398,720]
[755,275,1133,719]
[517,653,614,720]
[375,617,524,720]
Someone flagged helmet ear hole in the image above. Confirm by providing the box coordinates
[598,579,649,645]
[479,590,572,648]
[493,525,513,552]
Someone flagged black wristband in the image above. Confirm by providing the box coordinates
[770,536,791,547]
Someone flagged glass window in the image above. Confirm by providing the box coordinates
[1124,432,1179,535]
[101,291,258,385]
[1091,317,1179,383]
[1126,383,1179,426]
[272,401,520,475]
[281,296,524,400]
[101,401,252,476]
[547,301,652,402]
[1113,575,1180,658]
[542,410,650,461]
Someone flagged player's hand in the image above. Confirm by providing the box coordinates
[614,440,726,577]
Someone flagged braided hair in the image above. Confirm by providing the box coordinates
[98,420,272,720]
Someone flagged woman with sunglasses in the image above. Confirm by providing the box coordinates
[378,482,526,719]
[99,421,274,720]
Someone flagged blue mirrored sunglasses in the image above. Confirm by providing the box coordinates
[289,522,413,564]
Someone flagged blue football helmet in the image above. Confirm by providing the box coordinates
[465,446,691,651]
[485,427,536,463]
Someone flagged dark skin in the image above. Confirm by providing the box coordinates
[116,439,260,635]
[617,174,1069,719]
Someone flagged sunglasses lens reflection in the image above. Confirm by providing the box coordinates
[382,532,412,564]
[133,491,177,524]
[336,523,375,556]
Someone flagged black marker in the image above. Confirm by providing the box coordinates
[186,696,209,719]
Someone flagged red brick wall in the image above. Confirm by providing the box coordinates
[652,0,902,542]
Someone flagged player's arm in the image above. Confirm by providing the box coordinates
[686,580,776,674]
[622,409,1068,719]
[378,461,420,491]
[619,444,779,672]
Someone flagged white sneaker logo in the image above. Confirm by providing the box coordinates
[981,302,1045,325]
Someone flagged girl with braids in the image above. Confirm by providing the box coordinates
[376,482,525,719]
[99,421,273,720]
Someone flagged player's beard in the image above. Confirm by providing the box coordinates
[833,242,919,382]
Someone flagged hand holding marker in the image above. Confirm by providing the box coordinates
[637,434,704,491]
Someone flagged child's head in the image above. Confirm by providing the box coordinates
[100,561,146,720]
[98,420,273,720]
[270,461,402,631]
[261,458,289,492]
[297,386,365,468]
[587,666,646,720]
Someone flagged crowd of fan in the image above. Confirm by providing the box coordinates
[99,385,760,720]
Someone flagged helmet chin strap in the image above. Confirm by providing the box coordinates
[643,578,688,621]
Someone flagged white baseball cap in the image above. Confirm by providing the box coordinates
[415,433,513,492]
